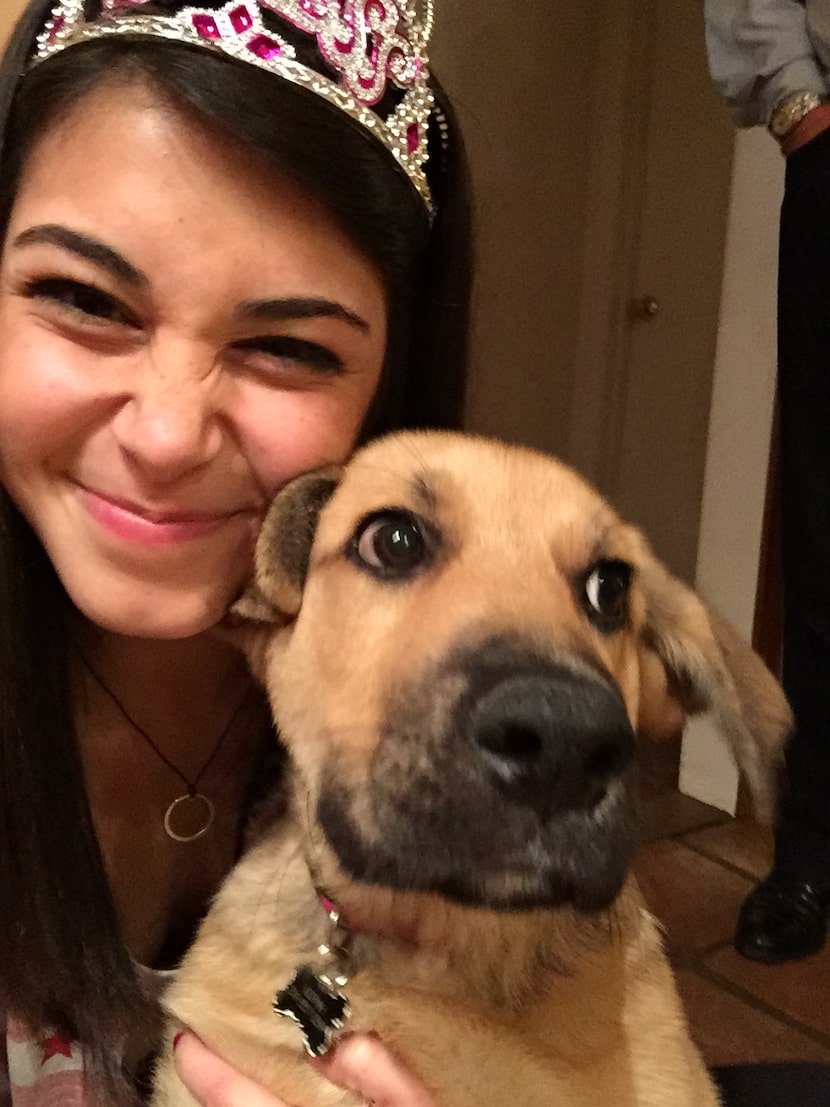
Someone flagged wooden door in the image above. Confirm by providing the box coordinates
[567,0,735,583]
[435,1,734,584]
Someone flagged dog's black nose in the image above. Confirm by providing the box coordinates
[468,669,635,814]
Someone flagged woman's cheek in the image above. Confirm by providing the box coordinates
[240,384,377,492]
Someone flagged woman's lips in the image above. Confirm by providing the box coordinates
[79,486,252,546]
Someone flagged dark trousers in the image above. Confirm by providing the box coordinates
[773,126,830,886]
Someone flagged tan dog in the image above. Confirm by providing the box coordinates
[152,432,791,1107]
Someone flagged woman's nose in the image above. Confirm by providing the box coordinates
[110,340,226,482]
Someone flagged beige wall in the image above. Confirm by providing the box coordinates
[432,4,596,458]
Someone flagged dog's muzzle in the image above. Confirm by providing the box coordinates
[317,637,637,913]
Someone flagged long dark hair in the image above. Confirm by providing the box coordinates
[0,2,473,1098]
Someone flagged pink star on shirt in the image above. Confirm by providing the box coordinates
[40,1034,73,1063]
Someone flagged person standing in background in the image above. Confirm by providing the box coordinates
[705,0,830,964]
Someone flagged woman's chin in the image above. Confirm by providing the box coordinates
[69,577,239,640]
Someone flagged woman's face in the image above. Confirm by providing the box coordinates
[0,80,388,637]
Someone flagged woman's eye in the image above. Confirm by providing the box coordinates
[583,559,632,630]
[24,278,138,326]
[351,511,432,580]
[232,336,343,376]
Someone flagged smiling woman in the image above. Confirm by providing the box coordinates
[0,3,472,1105]
[0,80,388,636]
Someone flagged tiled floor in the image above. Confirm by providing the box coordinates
[633,751,830,1069]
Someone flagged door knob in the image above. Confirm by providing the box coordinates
[631,296,660,319]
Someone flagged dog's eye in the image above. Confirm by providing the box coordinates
[352,512,430,579]
[583,560,632,631]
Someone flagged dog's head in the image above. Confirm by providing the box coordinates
[232,432,791,915]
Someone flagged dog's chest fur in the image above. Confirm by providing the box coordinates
[154,816,719,1107]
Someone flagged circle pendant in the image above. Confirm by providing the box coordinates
[163,792,215,842]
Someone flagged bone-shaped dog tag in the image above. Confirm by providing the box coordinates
[273,965,351,1057]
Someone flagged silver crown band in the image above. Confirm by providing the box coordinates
[31,0,436,214]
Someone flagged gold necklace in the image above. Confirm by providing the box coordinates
[80,655,252,843]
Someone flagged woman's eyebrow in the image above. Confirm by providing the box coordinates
[12,227,371,331]
[12,224,148,289]
[235,296,370,332]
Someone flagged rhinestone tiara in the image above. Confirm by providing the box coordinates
[31,0,436,214]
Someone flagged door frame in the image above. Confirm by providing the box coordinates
[679,131,782,814]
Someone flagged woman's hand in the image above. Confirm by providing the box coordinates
[173,1029,437,1107]
[311,1034,436,1107]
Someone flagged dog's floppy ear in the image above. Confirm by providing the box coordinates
[231,466,341,625]
[634,542,792,824]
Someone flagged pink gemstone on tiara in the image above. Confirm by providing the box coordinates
[406,122,419,153]
[30,0,436,215]
[247,34,283,59]
[192,13,221,38]
[229,6,254,32]
[367,0,389,22]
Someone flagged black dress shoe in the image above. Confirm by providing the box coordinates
[734,871,829,964]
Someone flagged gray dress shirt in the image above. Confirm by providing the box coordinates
[705,0,830,125]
